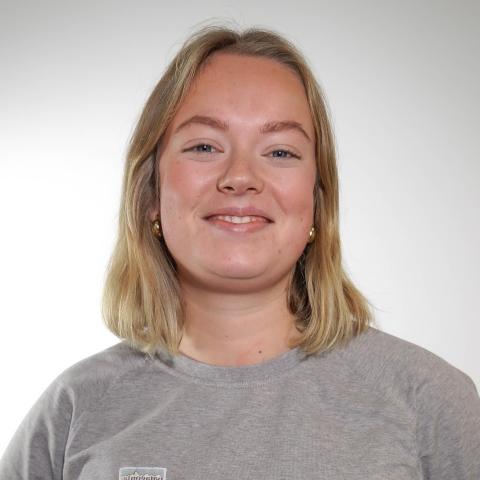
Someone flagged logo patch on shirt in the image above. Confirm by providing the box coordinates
[119,467,167,480]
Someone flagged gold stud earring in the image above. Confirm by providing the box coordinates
[152,219,162,239]
[308,226,315,244]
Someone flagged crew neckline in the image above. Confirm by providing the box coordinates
[155,345,308,384]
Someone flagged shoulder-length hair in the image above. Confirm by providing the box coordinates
[101,23,375,358]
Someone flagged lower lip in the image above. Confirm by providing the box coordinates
[204,217,272,233]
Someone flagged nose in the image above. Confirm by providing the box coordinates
[216,149,264,195]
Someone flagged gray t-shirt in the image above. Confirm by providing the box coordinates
[1,327,479,479]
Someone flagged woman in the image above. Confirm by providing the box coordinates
[1,24,479,480]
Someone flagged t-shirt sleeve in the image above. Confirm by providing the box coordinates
[0,377,74,480]
[415,361,480,479]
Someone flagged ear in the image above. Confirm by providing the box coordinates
[147,205,160,222]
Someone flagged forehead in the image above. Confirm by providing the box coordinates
[194,51,304,90]
[167,52,314,138]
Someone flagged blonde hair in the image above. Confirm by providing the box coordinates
[101,23,375,358]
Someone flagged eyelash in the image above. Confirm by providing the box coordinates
[185,143,300,159]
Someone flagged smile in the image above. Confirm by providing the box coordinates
[207,215,270,224]
[204,215,272,233]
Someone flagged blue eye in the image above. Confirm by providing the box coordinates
[187,144,217,153]
[271,149,300,159]
[184,144,300,159]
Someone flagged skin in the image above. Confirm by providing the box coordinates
[149,52,317,366]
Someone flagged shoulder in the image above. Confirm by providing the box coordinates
[333,326,478,402]
[327,328,480,477]
[53,340,149,397]
[0,340,148,470]
[37,341,147,424]
[334,329,480,477]
[55,340,145,389]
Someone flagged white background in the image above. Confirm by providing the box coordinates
[1,0,479,456]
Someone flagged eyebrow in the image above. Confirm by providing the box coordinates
[173,114,312,143]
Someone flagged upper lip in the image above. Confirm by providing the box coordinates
[203,206,273,222]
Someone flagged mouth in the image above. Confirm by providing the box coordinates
[204,214,272,224]
[203,214,272,233]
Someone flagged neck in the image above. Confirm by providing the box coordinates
[177,278,302,367]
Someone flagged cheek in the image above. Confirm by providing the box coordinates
[159,160,208,227]
[276,174,315,222]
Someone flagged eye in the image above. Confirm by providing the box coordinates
[184,143,218,153]
[270,149,300,159]
[184,144,300,159]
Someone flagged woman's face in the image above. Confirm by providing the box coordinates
[152,52,317,293]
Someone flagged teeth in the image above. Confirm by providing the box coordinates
[209,215,268,224]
